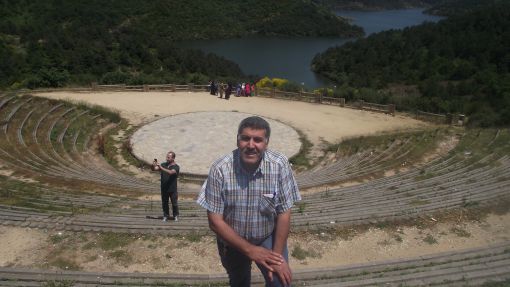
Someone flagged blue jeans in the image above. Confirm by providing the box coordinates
[217,235,290,287]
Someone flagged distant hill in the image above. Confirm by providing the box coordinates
[311,3,510,126]
[0,0,363,89]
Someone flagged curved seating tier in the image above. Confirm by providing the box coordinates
[0,95,159,194]
[297,129,451,189]
[1,95,509,232]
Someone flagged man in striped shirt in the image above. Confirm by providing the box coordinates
[197,116,301,287]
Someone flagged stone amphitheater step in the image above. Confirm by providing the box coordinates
[0,242,508,286]
[1,151,509,232]
[298,138,416,188]
[298,128,502,190]
[2,94,510,286]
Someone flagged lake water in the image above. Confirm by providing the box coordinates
[180,9,443,88]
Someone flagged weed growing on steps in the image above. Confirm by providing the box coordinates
[423,234,438,244]
[42,280,74,287]
[289,128,314,170]
[291,244,322,260]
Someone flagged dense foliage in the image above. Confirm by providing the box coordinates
[425,0,506,16]
[311,3,510,126]
[315,0,501,14]
[315,0,441,10]
[0,0,362,89]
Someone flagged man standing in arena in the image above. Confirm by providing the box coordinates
[153,151,180,222]
[197,116,301,286]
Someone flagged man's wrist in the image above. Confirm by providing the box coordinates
[243,244,255,258]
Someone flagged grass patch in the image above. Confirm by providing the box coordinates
[0,178,94,213]
[74,100,121,123]
[462,198,479,208]
[327,128,447,159]
[42,280,74,287]
[99,120,147,172]
[289,129,313,170]
[450,227,471,238]
[108,249,133,266]
[49,233,68,244]
[481,279,510,287]
[82,241,96,250]
[414,171,436,181]
[47,257,81,270]
[410,199,430,206]
[183,232,206,243]
[377,239,392,246]
[85,254,98,262]
[423,234,438,245]
[393,234,404,242]
[297,202,307,214]
[291,244,321,260]
[98,232,136,250]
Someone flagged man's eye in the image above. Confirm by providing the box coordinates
[239,135,265,143]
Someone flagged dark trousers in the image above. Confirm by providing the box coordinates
[161,189,178,218]
[217,234,289,287]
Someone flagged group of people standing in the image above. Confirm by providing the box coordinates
[209,81,256,99]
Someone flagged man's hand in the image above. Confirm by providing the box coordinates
[247,245,284,272]
[267,260,292,287]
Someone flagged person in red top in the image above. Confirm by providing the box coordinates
[245,83,251,97]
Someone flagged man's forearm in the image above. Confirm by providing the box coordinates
[207,212,256,255]
[160,166,176,175]
[273,211,291,255]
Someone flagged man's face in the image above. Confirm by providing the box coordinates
[166,152,174,162]
[237,127,268,171]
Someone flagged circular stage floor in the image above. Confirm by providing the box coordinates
[130,111,302,175]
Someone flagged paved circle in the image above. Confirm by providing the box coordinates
[130,111,302,175]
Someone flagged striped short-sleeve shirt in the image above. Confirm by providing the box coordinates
[197,149,301,244]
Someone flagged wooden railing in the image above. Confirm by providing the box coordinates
[356,100,396,115]
[93,83,209,92]
[255,87,395,116]
[256,87,318,103]
[415,110,466,126]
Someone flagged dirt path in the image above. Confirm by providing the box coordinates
[33,91,427,149]
[1,213,508,274]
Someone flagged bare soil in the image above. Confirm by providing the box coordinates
[1,213,508,274]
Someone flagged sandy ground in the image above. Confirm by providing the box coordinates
[33,91,428,148]
[1,213,508,274]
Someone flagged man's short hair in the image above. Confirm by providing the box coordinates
[168,151,176,159]
[237,116,271,139]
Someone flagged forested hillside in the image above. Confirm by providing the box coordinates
[0,0,362,89]
[425,0,506,16]
[316,0,506,15]
[315,0,441,10]
[311,3,510,126]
